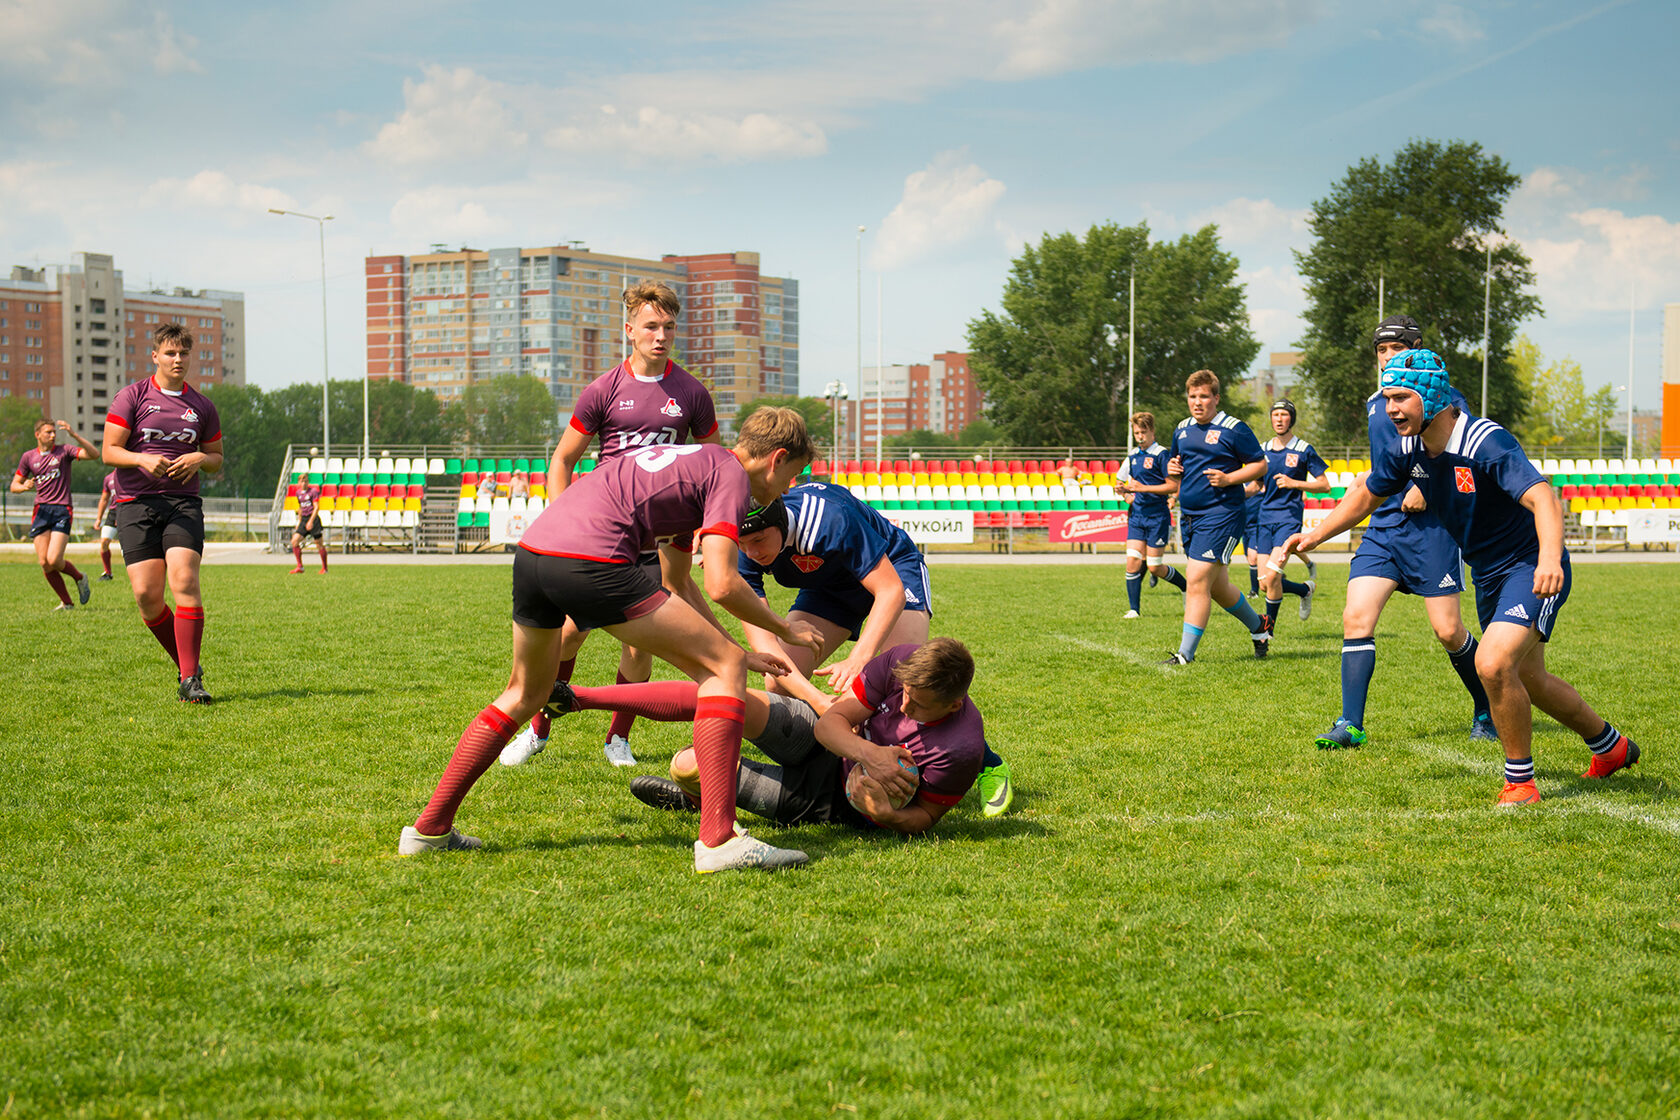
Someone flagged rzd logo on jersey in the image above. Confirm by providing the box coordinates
[140,427,199,444]
[1455,466,1476,493]
[791,554,824,573]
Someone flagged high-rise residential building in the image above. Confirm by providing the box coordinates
[1242,351,1302,408]
[365,244,798,426]
[0,252,244,426]
[853,351,984,444]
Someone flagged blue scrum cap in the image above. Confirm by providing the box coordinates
[1379,348,1452,424]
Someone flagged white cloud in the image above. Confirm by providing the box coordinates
[0,0,200,84]
[366,66,529,165]
[545,105,826,163]
[871,152,1006,270]
[1417,4,1485,46]
[388,189,503,243]
[145,170,294,214]
[990,0,1323,77]
[1185,197,1309,245]
[1525,208,1680,315]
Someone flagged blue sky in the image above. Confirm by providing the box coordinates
[3,0,1675,413]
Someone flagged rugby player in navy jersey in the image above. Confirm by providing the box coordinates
[101,324,223,703]
[1160,370,1272,665]
[1279,351,1640,806]
[501,281,720,769]
[12,418,98,610]
[1117,412,1187,619]
[731,486,1014,817]
[1312,316,1495,750]
[400,408,834,873]
[1254,399,1329,637]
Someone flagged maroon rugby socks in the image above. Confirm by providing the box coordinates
[693,695,745,848]
[145,607,181,669]
[415,704,517,836]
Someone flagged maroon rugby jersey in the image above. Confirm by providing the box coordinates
[569,359,718,463]
[519,443,750,564]
[846,644,986,808]
[296,484,320,520]
[14,445,82,508]
[105,376,222,500]
[101,471,118,523]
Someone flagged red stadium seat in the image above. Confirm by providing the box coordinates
[1104,460,1121,475]
[355,483,373,498]
[462,471,478,486]
[810,459,828,477]
[910,459,928,473]
[941,459,960,473]
[371,484,389,498]
[894,459,911,473]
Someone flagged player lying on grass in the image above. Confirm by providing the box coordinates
[1116,411,1188,620]
[12,418,97,610]
[1277,350,1641,806]
[547,639,983,835]
[730,486,1014,817]
[1314,314,1496,751]
[400,408,823,872]
[1160,369,1272,665]
[1253,398,1329,638]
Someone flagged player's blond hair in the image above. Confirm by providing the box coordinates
[624,281,681,322]
[1185,369,1220,395]
[892,637,974,704]
[1130,411,1156,435]
[735,406,814,464]
[34,418,54,434]
[152,322,195,351]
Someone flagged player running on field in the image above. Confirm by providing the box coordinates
[400,408,822,873]
[1241,481,1264,598]
[288,472,328,574]
[1280,350,1640,806]
[555,640,983,835]
[101,323,224,704]
[91,469,119,581]
[1254,399,1329,638]
[728,484,1014,817]
[1160,370,1271,665]
[1117,412,1188,619]
[1312,315,1495,750]
[13,418,98,610]
[503,281,721,770]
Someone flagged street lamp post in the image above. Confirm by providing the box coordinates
[824,379,849,461]
[1617,384,1632,462]
[268,208,343,463]
[855,225,865,464]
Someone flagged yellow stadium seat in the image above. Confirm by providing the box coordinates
[283,497,298,511]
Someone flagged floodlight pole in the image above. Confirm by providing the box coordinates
[1480,244,1492,416]
[269,208,336,463]
[855,225,865,464]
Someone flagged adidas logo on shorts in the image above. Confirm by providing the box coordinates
[1201,550,1216,559]
[1504,603,1530,620]
[1438,574,1457,589]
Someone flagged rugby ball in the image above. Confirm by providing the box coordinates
[846,757,920,813]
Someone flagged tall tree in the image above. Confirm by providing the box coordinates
[1295,139,1541,442]
[967,222,1259,446]
[462,373,561,447]
[735,395,831,442]
[1509,336,1618,455]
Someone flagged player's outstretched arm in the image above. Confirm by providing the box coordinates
[815,694,918,801]
[1518,481,1567,597]
[1277,478,1384,561]
[700,533,823,653]
[816,556,905,696]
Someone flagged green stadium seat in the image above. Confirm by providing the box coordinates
[473,511,490,527]
[457,510,473,527]
[446,458,462,473]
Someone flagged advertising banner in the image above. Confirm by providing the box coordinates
[1047,510,1130,543]
[881,509,975,544]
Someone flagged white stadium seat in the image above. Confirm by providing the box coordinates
[427,458,446,474]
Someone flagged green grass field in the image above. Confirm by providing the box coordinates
[3,556,1676,1119]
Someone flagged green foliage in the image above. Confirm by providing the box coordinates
[460,373,561,447]
[1296,139,1542,441]
[734,394,832,439]
[886,428,956,452]
[0,396,50,473]
[2,559,1676,1117]
[1510,336,1619,453]
[958,417,1005,446]
[968,222,1260,446]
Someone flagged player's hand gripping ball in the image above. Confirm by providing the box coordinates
[846,756,920,812]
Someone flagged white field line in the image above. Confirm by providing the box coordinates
[1049,631,1172,670]
[1413,740,1680,835]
